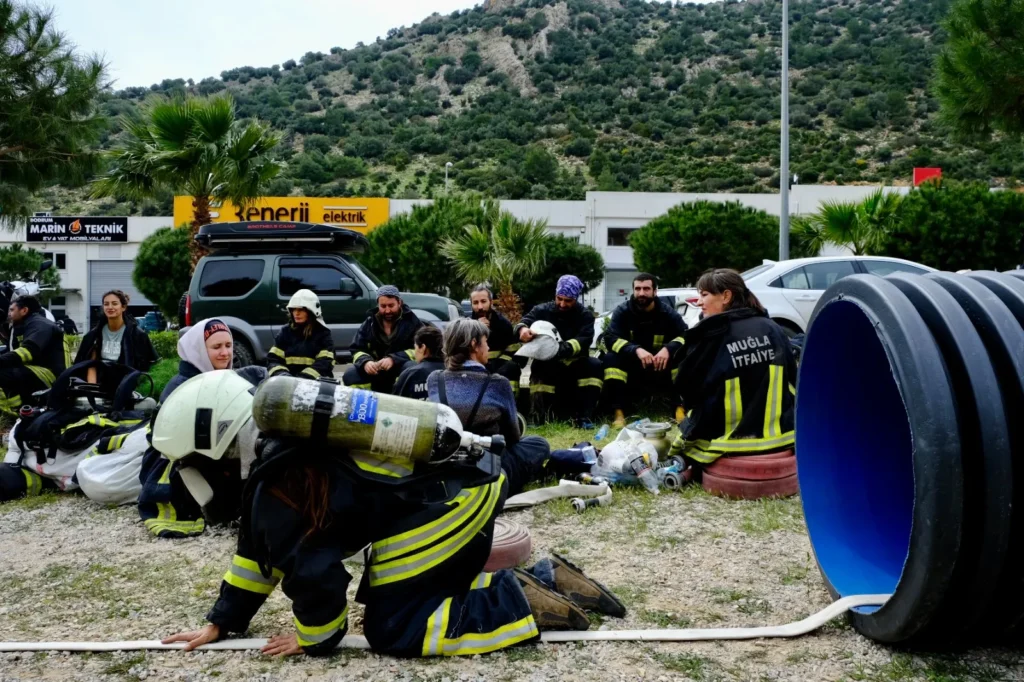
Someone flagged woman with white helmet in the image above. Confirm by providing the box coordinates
[267,289,335,380]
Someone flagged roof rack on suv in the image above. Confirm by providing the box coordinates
[195,221,370,253]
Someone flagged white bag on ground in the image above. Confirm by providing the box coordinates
[3,421,86,492]
[76,429,149,506]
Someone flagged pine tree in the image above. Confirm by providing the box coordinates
[935,0,1024,137]
[0,1,105,225]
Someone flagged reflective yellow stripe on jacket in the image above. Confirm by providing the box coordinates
[224,555,283,595]
[295,607,347,648]
[369,476,504,587]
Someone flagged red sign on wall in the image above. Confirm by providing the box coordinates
[913,168,942,186]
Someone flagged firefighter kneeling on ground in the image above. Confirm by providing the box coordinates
[163,377,626,658]
[668,269,796,474]
[267,289,335,380]
[601,273,688,428]
[0,295,67,415]
[515,275,603,428]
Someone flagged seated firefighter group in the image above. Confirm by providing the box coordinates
[0,269,796,659]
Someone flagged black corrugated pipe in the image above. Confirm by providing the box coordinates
[796,270,1024,644]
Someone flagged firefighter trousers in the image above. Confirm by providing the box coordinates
[342,363,403,394]
[0,367,47,416]
[527,356,603,423]
[601,350,680,412]
[0,463,54,502]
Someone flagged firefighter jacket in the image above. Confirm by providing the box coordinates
[514,302,595,361]
[477,310,516,362]
[349,305,424,370]
[2,311,68,386]
[671,307,796,463]
[603,297,688,357]
[393,359,445,401]
[267,322,335,380]
[75,321,158,373]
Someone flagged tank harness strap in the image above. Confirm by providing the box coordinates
[311,380,337,442]
[436,372,493,433]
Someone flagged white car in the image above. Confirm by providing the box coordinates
[661,256,937,336]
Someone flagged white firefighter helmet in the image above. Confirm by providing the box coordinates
[514,320,563,361]
[152,370,256,462]
[287,288,328,329]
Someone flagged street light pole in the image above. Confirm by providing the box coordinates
[779,0,790,261]
[445,162,453,194]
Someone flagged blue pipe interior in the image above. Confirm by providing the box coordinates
[797,301,914,610]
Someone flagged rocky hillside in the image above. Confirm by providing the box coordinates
[44,0,1024,216]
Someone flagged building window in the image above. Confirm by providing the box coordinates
[42,252,67,270]
[50,296,66,320]
[607,228,637,247]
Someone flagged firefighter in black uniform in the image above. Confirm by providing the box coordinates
[393,326,446,401]
[669,269,796,471]
[162,404,626,657]
[342,286,424,394]
[267,289,335,380]
[0,296,68,415]
[601,273,688,427]
[468,284,522,396]
[514,275,602,428]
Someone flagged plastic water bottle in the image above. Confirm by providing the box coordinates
[593,424,610,442]
[628,452,660,495]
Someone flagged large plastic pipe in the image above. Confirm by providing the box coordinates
[796,271,1024,644]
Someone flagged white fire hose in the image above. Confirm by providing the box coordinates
[0,594,889,652]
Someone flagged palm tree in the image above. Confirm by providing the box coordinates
[92,94,281,268]
[806,188,902,256]
[441,203,548,322]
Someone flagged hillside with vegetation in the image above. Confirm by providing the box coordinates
[41,0,1024,216]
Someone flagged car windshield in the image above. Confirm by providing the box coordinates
[741,263,775,279]
[344,254,383,287]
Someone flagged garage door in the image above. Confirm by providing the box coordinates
[602,270,639,313]
[88,260,154,306]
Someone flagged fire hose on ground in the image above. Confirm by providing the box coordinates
[0,594,890,652]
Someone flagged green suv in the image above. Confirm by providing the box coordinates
[183,221,461,366]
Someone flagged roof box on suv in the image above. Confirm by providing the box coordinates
[195,221,370,253]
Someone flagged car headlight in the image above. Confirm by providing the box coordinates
[448,303,461,321]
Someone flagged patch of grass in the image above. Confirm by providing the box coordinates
[147,357,178,399]
[652,652,717,679]
[738,497,804,536]
[780,559,810,585]
[526,421,592,450]
[638,608,692,628]
[102,652,147,678]
[503,645,546,662]
[0,490,63,514]
[849,655,1007,682]
[607,583,649,608]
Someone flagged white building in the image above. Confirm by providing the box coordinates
[0,217,170,329]
[0,186,907,326]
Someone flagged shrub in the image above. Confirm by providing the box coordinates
[879,180,1024,271]
[133,227,192,321]
[630,201,779,287]
[148,331,179,360]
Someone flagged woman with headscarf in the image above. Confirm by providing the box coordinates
[266,289,335,380]
[668,268,797,474]
[160,319,234,402]
[138,319,266,538]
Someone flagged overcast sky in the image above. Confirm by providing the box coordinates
[46,0,720,90]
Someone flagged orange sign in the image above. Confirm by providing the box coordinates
[173,196,391,233]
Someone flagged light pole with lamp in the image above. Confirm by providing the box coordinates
[445,162,453,194]
[779,0,791,260]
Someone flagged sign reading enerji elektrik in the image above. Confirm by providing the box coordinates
[173,196,390,234]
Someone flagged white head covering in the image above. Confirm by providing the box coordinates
[287,288,329,329]
[177,318,233,373]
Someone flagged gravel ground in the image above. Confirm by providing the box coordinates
[1,424,1022,682]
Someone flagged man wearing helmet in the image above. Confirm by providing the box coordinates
[513,276,602,428]
[267,289,335,380]
[343,285,424,394]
